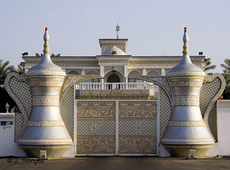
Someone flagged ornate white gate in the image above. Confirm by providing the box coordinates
[75,100,159,156]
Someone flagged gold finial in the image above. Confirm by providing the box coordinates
[182,27,189,56]
[43,27,50,54]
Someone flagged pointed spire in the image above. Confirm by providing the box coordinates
[43,27,50,54]
[182,27,189,56]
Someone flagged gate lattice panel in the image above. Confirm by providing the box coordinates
[76,100,158,155]
[118,101,158,154]
[76,101,116,154]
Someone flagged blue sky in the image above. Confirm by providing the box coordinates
[0,0,230,73]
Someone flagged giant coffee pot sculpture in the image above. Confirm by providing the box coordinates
[17,28,73,158]
[161,28,214,157]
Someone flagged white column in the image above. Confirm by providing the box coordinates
[142,68,147,76]
[81,69,85,75]
[161,68,166,76]
[100,66,104,83]
[124,65,128,83]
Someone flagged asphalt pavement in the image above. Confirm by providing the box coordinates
[0,157,230,170]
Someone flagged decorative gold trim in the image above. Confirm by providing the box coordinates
[27,120,65,127]
[32,95,59,107]
[167,70,206,77]
[27,70,66,76]
[164,144,213,149]
[29,80,63,87]
[20,145,71,149]
[170,81,203,87]
[173,95,199,106]
[161,138,214,143]
[168,120,206,127]
[18,138,73,143]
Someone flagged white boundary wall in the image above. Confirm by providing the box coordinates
[216,100,230,156]
[0,113,26,157]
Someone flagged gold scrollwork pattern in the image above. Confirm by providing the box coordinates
[161,138,214,143]
[19,138,73,143]
[170,81,203,87]
[164,145,212,149]
[76,89,157,100]
[168,120,206,127]
[27,120,65,127]
[118,101,157,154]
[166,70,206,77]
[32,95,59,107]
[173,95,199,107]
[76,101,116,154]
[26,70,66,76]
[20,145,71,149]
[29,80,63,87]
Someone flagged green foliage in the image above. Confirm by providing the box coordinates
[17,65,23,74]
[221,59,230,99]
[35,53,42,57]
[35,53,61,57]
[0,60,16,85]
[50,53,61,57]
[204,58,216,74]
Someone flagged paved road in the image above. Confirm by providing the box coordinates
[0,157,230,170]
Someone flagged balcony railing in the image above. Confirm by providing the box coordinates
[76,83,158,90]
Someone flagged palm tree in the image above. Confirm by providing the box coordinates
[35,53,42,57]
[204,58,216,74]
[17,65,23,74]
[35,53,61,57]
[50,53,61,57]
[0,60,20,112]
[221,59,230,98]
[0,60,15,85]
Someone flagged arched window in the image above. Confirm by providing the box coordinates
[107,74,120,83]
[128,70,143,82]
[67,70,80,75]
[147,70,161,76]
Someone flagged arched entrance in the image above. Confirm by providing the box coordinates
[107,73,121,83]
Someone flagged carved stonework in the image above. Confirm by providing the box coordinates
[76,101,116,154]
[27,120,65,127]
[76,89,158,100]
[129,60,203,68]
[24,60,99,68]
[168,120,206,127]
[32,96,59,107]
[173,95,200,107]
[118,101,157,154]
